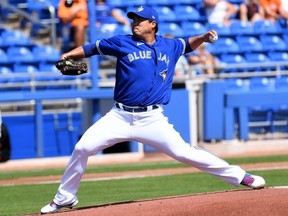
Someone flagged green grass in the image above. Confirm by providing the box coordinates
[0,155,288,216]
[0,154,287,180]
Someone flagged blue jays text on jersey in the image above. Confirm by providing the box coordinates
[83,35,193,106]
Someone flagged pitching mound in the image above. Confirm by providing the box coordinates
[41,187,288,216]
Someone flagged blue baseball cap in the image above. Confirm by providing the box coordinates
[127,5,159,23]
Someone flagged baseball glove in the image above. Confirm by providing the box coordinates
[55,58,88,76]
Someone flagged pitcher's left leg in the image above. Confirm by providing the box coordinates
[136,115,245,186]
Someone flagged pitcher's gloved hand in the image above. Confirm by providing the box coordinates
[55,57,88,75]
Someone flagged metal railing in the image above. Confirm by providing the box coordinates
[0,0,59,47]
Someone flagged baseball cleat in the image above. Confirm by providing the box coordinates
[241,173,266,189]
[40,199,78,214]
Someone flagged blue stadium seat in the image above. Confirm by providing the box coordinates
[259,35,287,52]
[106,0,122,7]
[179,0,203,5]
[0,49,9,64]
[1,30,34,47]
[244,53,270,63]
[13,64,39,73]
[174,5,201,22]
[181,22,207,37]
[253,20,282,35]
[283,33,288,45]
[153,6,176,22]
[225,78,249,93]
[276,19,288,34]
[275,76,288,89]
[244,53,272,71]
[267,52,288,61]
[39,62,58,73]
[268,52,288,70]
[208,23,231,36]
[271,75,288,132]
[32,46,61,63]
[229,20,254,36]
[212,38,239,54]
[158,22,183,37]
[219,54,247,73]
[146,0,176,5]
[7,47,36,64]
[120,0,145,6]
[248,77,275,133]
[235,36,263,53]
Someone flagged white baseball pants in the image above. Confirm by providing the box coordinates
[53,106,246,205]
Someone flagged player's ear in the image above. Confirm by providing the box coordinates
[150,21,157,32]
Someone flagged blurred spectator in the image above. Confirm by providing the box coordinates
[204,0,238,26]
[58,0,88,49]
[164,33,190,78]
[58,0,131,50]
[238,0,265,23]
[96,0,131,32]
[187,43,218,75]
[259,0,288,22]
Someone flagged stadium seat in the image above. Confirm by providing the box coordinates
[1,30,34,47]
[267,52,288,61]
[158,22,183,37]
[244,53,270,63]
[244,53,272,71]
[253,20,282,35]
[7,47,36,64]
[146,0,176,5]
[13,64,39,73]
[276,19,288,34]
[106,0,122,7]
[212,38,239,54]
[235,36,263,53]
[225,78,249,91]
[208,23,231,36]
[0,49,9,64]
[275,76,288,89]
[229,20,254,36]
[32,46,61,63]
[39,62,58,73]
[219,54,247,73]
[181,22,207,37]
[120,0,145,6]
[259,35,287,52]
[153,6,176,22]
[271,75,288,132]
[179,0,203,5]
[174,6,201,22]
[268,52,288,70]
[248,77,275,133]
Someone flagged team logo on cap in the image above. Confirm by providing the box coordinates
[137,6,144,12]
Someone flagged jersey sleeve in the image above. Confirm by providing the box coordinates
[82,35,122,57]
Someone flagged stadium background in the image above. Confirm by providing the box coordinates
[0,0,288,161]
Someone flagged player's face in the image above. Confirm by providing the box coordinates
[132,16,155,36]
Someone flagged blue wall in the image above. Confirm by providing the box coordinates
[144,89,190,152]
[3,113,82,159]
[2,89,191,159]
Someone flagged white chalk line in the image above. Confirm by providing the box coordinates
[1,165,288,187]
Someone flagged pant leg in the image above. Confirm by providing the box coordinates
[134,111,246,186]
[54,109,131,205]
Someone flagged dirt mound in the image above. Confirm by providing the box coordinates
[30,187,288,216]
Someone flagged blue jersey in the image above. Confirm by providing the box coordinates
[83,35,193,106]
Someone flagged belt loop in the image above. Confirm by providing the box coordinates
[117,102,124,110]
[146,105,152,111]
